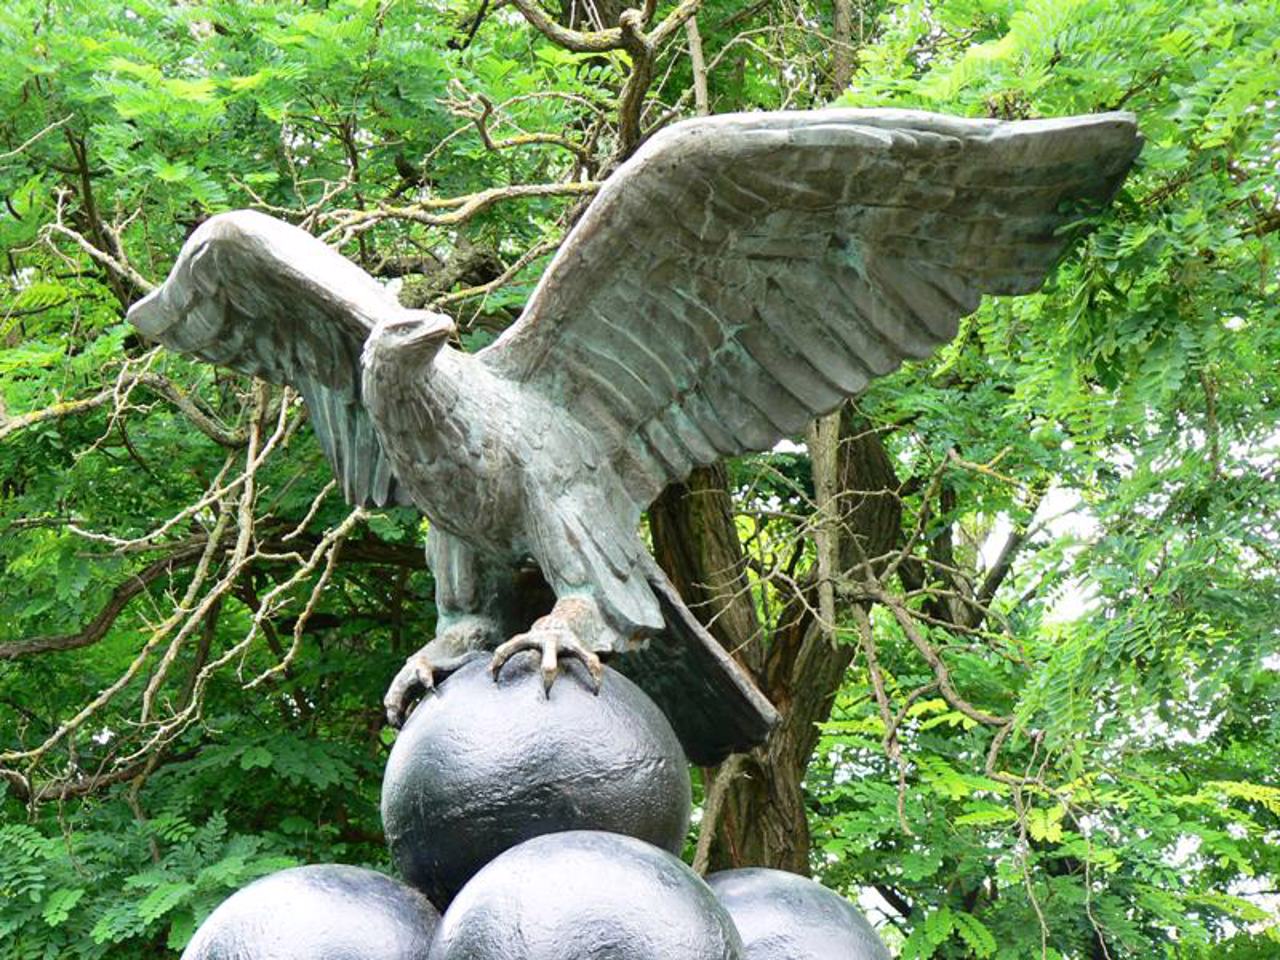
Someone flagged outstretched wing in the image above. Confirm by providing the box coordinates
[128,210,408,507]
[481,109,1141,507]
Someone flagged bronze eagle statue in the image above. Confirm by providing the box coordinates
[128,109,1141,764]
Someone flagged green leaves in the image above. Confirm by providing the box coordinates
[238,745,273,770]
[40,888,86,927]
[0,797,315,957]
[954,803,1019,827]
[1024,804,1066,844]
[134,881,196,925]
[1202,781,1280,818]
[1,0,1277,958]
[954,911,998,957]
[811,1,1280,954]
[899,905,999,958]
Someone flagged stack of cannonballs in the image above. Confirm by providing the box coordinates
[183,653,890,959]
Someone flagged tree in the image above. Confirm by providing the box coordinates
[1,0,1277,957]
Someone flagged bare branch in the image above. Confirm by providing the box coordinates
[506,0,625,52]
[135,373,249,447]
[971,491,1045,625]
[648,0,703,49]
[434,238,559,309]
[873,584,1009,728]
[832,0,854,93]
[246,510,355,688]
[686,16,710,116]
[0,752,195,804]
[321,181,600,244]
[0,114,74,161]
[0,386,117,442]
[806,413,841,645]
[65,388,294,552]
[44,201,155,297]
[122,505,369,764]
[444,82,592,162]
[0,543,212,660]
[0,507,233,766]
[692,752,748,873]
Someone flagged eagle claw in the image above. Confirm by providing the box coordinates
[490,627,604,696]
[384,650,437,728]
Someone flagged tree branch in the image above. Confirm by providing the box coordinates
[0,371,248,447]
[686,15,709,116]
[970,495,1042,627]
[444,83,591,162]
[507,0,624,51]
[1,751,197,804]
[0,386,117,442]
[874,883,915,919]
[0,114,73,161]
[44,219,154,298]
[0,543,211,660]
[322,181,600,243]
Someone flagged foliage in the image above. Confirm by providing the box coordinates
[0,0,1276,957]
[804,0,1280,955]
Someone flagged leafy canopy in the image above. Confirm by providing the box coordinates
[1,0,1277,958]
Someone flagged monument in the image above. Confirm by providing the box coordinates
[132,107,1140,958]
[180,864,440,960]
[708,868,893,959]
[380,653,691,906]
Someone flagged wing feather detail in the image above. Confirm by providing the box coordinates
[128,211,409,508]
[480,108,1141,508]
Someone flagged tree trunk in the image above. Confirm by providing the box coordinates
[650,408,903,874]
[650,463,763,678]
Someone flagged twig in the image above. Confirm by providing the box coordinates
[434,238,558,309]
[806,413,841,645]
[321,181,601,244]
[444,82,591,163]
[246,510,356,687]
[0,542,214,660]
[507,0,625,52]
[693,753,747,873]
[0,115,74,161]
[44,202,154,296]
[686,16,709,116]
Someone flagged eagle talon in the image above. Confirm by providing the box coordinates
[384,650,437,728]
[490,628,604,696]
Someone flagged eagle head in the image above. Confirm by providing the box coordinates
[364,310,456,367]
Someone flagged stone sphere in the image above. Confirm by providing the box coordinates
[706,868,890,960]
[381,652,691,906]
[181,864,440,960]
[429,830,743,960]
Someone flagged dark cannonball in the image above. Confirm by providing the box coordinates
[428,830,743,960]
[382,652,692,906]
[181,864,440,960]
[707,868,890,960]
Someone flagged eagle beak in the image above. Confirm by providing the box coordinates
[365,311,457,369]
[378,311,455,355]
[409,311,456,344]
